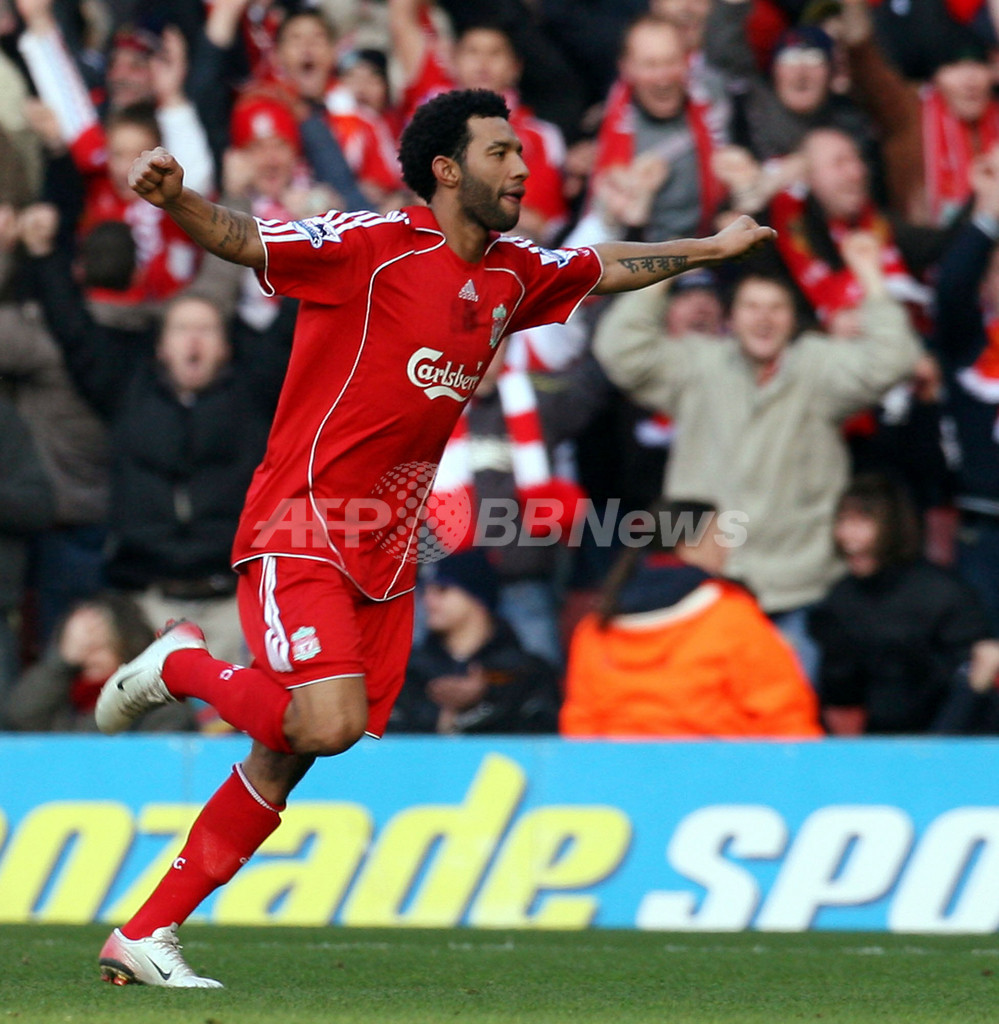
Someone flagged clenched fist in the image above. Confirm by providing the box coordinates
[129,147,186,207]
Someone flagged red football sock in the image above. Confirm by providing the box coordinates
[122,766,283,940]
[163,649,293,754]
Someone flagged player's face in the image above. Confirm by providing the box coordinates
[456,116,528,233]
[620,22,689,121]
[276,15,336,101]
[454,29,521,94]
[730,279,796,365]
[157,298,231,394]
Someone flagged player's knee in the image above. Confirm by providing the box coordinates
[282,678,369,757]
[285,713,366,757]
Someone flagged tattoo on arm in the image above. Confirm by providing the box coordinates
[212,206,251,257]
[618,255,690,275]
[166,191,262,267]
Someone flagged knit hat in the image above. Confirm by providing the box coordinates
[773,25,834,64]
[421,551,499,612]
[230,97,301,154]
[933,34,991,70]
[112,25,160,59]
[670,268,719,295]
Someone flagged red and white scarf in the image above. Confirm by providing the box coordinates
[770,188,929,328]
[432,338,587,547]
[770,188,929,436]
[922,85,999,227]
[591,80,725,237]
[958,311,999,441]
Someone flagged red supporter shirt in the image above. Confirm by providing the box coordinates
[240,76,402,195]
[232,205,602,599]
[80,178,200,304]
[72,126,199,304]
[326,104,402,194]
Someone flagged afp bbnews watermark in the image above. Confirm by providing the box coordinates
[251,494,748,565]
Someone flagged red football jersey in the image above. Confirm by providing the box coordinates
[231,205,602,599]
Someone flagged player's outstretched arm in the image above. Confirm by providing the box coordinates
[591,215,776,294]
[129,146,265,269]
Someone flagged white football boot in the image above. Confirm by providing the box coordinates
[99,924,224,988]
[95,619,207,734]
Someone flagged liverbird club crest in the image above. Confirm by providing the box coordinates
[489,304,507,348]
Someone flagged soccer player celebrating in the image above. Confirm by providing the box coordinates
[94,88,774,988]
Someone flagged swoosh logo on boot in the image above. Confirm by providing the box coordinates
[151,961,173,981]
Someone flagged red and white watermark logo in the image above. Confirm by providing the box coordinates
[251,462,473,565]
[371,462,472,564]
[251,465,748,563]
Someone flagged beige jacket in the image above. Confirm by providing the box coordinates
[593,285,921,611]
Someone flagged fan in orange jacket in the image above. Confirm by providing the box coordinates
[560,499,823,739]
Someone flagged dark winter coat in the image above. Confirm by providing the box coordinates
[389,618,561,734]
[932,219,999,512]
[24,251,294,589]
[0,396,55,607]
[811,560,996,734]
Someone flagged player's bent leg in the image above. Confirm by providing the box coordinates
[240,740,316,806]
[163,648,293,753]
[94,619,294,753]
[281,673,369,757]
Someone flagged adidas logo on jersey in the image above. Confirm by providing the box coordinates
[458,279,479,302]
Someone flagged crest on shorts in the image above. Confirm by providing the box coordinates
[291,625,322,662]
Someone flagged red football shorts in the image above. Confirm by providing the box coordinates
[237,554,415,737]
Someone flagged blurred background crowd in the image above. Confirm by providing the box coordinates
[1,0,999,740]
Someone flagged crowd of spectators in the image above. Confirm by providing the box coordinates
[1,0,998,738]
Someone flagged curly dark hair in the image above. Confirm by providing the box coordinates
[398,89,511,203]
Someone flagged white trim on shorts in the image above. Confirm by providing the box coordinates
[259,555,293,672]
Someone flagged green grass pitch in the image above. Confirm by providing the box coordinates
[2,925,997,1023]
